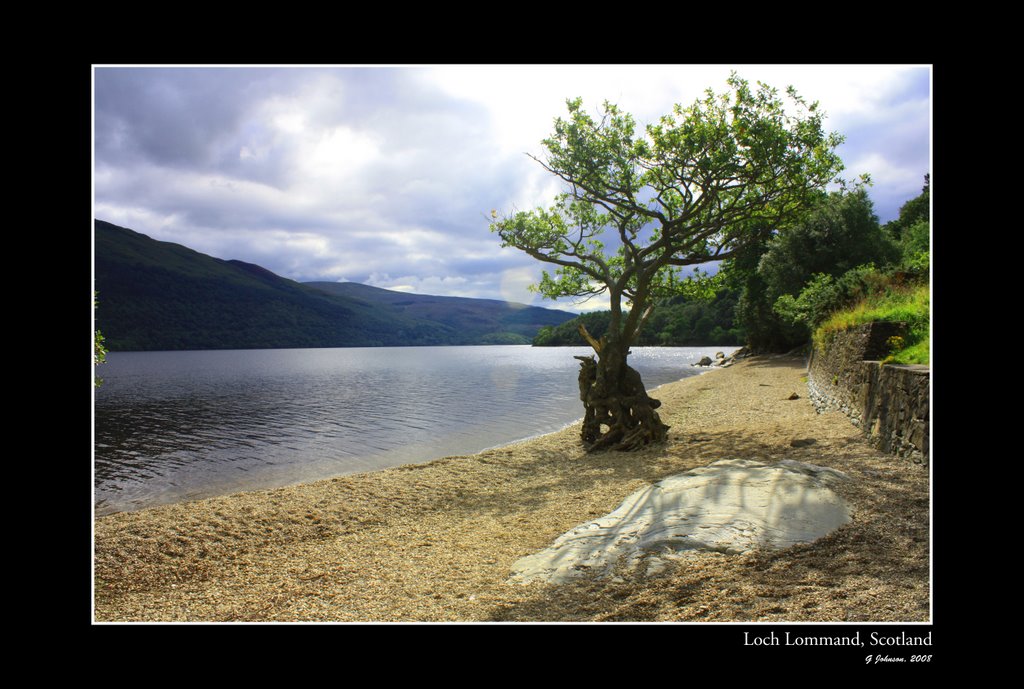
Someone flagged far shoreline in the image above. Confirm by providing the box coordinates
[98,342,745,354]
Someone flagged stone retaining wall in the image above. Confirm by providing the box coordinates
[807,322,929,464]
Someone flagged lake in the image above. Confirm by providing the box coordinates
[93,345,734,515]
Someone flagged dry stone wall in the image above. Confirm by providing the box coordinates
[807,322,929,464]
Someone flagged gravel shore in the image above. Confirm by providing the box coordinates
[93,354,930,623]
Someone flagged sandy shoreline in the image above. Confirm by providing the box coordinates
[93,355,930,622]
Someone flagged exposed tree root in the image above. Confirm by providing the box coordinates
[575,355,670,452]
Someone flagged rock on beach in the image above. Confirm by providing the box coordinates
[509,459,851,584]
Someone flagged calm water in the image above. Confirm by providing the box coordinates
[93,345,733,515]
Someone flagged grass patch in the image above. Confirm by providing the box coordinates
[885,338,929,365]
[813,283,930,365]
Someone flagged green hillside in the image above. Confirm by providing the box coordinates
[94,220,575,351]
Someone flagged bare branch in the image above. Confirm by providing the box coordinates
[577,323,604,354]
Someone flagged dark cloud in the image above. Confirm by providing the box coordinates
[96,68,264,168]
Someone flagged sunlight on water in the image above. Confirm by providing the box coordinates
[94,345,736,515]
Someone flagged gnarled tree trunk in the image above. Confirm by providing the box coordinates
[574,339,669,452]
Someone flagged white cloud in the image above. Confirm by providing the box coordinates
[845,152,919,191]
[497,266,540,305]
[365,273,473,297]
[300,126,381,183]
[564,293,612,313]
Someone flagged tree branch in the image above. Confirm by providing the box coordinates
[578,322,604,354]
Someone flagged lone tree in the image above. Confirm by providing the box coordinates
[491,74,845,451]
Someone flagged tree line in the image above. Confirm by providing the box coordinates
[532,175,929,353]
[733,175,929,353]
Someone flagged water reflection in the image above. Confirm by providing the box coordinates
[94,345,732,514]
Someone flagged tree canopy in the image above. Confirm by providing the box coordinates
[735,178,928,351]
[490,74,846,451]
[885,174,930,258]
[491,74,845,349]
[756,188,897,299]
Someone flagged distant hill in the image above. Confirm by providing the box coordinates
[305,281,575,346]
[94,220,576,351]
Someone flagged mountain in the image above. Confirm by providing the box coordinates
[94,220,576,351]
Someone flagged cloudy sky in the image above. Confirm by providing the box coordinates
[93,64,931,312]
